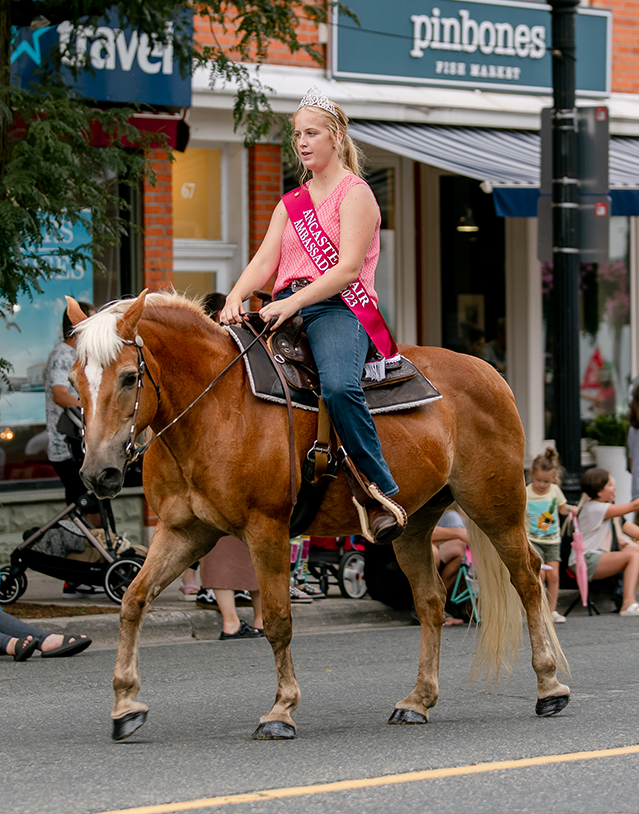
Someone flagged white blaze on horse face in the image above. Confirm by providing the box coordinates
[84,358,104,414]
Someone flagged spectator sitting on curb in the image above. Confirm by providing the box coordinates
[574,468,639,616]
[0,606,92,660]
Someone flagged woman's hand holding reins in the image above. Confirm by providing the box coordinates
[259,295,301,331]
[219,295,246,325]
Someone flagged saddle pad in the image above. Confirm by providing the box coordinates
[224,324,442,415]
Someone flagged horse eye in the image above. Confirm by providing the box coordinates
[122,373,138,389]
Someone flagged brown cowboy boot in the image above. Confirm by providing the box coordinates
[367,502,405,545]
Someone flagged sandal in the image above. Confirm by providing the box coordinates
[179,583,200,601]
[620,602,639,616]
[41,635,92,658]
[13,637,39,662]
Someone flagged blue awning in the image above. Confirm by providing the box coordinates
[349,121,639,217]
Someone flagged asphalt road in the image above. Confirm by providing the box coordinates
[3,615,639,814]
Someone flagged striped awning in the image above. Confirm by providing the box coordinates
[349,120,639,216]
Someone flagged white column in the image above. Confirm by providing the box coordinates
[505,217,544,468]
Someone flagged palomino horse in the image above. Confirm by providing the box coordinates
[67,290,569,741]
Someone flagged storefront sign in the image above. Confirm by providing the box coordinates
[1,216,93,426]
[10,10,191,107]
[331,0,611,95]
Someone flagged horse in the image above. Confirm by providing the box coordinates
[66,290,570,742]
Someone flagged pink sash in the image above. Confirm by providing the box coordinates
[282,185,398,378]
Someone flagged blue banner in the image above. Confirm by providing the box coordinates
[332,0,611,95]
[10,10,191,107]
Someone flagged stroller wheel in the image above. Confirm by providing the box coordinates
[338,551,367,599]
[104,557,144,604]
[0,567,24,605]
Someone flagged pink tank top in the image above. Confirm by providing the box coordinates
[273,174,381,304]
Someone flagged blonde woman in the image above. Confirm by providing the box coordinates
[220,88,403,544]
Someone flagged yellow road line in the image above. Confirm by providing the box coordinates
[95,743,639,814]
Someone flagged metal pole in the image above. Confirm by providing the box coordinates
[549,0,581,501]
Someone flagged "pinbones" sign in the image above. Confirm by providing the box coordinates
[331,0,610,96]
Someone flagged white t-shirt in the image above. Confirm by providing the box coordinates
[568,500,611,567]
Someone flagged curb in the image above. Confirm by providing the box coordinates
[20,599,414,645]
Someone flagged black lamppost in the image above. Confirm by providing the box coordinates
[549,0,581,500]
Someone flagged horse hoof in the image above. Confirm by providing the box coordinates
[251,721,296,740]
[388,707,428,725]
[535,694,570,717]
[112,710,148,741]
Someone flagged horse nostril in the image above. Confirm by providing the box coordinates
[98,467,124,493]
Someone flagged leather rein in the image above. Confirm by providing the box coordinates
[81,317,281,485]
[121,318,276,465]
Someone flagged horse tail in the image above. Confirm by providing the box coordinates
[466,519,522,685]
[466,519,569,684]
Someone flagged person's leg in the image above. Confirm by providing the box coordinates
[593,549,639,611]
[436,538,465,593]
[302,299,398,496]
[0,631,13,655]
[214,589,241,635]
[0,607,50,644]
[250,590,263,630]
[545,562,560,612]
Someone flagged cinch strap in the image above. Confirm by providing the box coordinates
[282,185,399,380]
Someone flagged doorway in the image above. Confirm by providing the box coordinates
[439,176,505,369]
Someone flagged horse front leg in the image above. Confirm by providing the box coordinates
[388,515,446,725]
[247,524,300,740]
[112,520,215,741]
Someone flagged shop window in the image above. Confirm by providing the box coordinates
[0,189,140,487]
[172,148,222,241]
[439,176,506,371]
[543,217,632,439]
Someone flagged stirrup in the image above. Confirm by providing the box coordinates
[352,483,407,544]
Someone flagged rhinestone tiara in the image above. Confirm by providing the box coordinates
[297,86,338,118]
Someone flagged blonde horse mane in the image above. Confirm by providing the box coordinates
[466,519,569,686]
[74,290,209,367]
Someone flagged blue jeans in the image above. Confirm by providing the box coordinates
[276,289,398,496]
[0,606,50,654]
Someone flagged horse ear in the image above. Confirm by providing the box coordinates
[65,296,89,326]
[118,290,149,340]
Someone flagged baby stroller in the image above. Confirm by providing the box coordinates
[306,536,367,599]
[0,408,146,606]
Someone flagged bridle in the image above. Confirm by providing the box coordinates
[121,334,161,462]
[82,318,275,465]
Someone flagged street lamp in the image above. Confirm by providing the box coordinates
[549,0,582,501]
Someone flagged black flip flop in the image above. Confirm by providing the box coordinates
[41,635,92,659]
[13,637,39,662]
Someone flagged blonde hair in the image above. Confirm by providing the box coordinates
[531,446,563,485]
[292,101,364,181]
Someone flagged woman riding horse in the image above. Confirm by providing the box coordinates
[64,95,570,744]
[219,87,404,546]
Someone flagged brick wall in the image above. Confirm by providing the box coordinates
[143,149,173,292]
[194,4,325,69]
[248,144,282,260]
[592,1,639,93]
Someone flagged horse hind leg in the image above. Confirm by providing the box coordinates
[388,506,447,725]
[465,516,570,717]
[112,520,215,741]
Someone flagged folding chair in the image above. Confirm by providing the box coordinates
[449,547,480,623]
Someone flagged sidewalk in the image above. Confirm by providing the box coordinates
[6,570,415,645]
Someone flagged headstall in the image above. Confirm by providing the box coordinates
[96,318,276,467]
